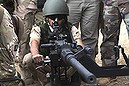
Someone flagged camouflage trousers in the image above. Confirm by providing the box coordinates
[100,2,122,66]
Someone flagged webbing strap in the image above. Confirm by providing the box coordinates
[0,5,4,25]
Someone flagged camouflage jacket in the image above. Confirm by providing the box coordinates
[0,6,18,79]
[102,0,129,14]
[118,0,129,5]
[118,0,129,14]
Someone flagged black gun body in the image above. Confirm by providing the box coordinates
[41,40,96,85]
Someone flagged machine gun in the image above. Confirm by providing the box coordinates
[39,20,96,86]
[41,38,96,86]
[37,19,129,86]
[38,20,129,86]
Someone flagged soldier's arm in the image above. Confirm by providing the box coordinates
[29,25,43,63]
[75,38,84,48]
[71,26,84,47]
[30,39,40,56]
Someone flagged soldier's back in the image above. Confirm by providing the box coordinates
[0,6,19,85]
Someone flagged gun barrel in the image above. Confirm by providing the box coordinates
[61,48,96,84]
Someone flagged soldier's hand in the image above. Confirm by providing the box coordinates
[32,54,44,63]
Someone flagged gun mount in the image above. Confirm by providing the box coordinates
[81,45,129,78]
[40,40,129,86]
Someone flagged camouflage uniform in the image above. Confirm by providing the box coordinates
[15,0,44,60]
[100,0,121,66]
[14,0,45,85]
[100,0,129,66]
[97,1,129,85]
[0,6,19,86]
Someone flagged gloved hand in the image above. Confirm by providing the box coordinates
[32,54,44,64]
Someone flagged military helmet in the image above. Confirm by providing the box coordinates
[43,0,69,16]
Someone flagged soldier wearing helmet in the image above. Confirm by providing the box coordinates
[22,0,84,85]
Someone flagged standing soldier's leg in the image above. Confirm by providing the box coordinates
[81,0,100,60]
[67,0,100,61]
[101,5,121,66]
[99,4,122,85]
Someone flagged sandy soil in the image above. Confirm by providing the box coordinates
[81,21,129,86]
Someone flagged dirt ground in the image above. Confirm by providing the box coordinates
[81,21,129,86]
